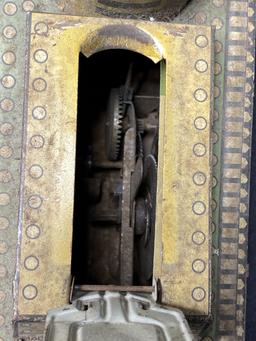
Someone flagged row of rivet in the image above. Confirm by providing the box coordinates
[0,1,35,334]
[21,19,48,302]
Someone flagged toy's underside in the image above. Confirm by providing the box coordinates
[0,1,255,340]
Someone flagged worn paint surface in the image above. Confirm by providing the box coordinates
[0,1,255,340]
[16,13,212,316]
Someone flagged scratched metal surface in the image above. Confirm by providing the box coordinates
[0,1,255,341]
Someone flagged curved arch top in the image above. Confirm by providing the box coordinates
[81,24,163,63]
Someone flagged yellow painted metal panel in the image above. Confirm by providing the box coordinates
[17,13,212,316]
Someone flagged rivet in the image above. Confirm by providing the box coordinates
[26,224,41,239]
[195,59,208,73]
[212,17,224,30]
[0,145,13,158]
[192,201,206,215]
[0,98,14,112]
[0,241,8,255]
[29,165,43,179]
[0,170,13,183]
[0,123,14,136]
[194,88,208,102]
[193,172,206,186]
[193,143,207,157]
[192,287,206,302]
[28,195,42,209]
[22,0,35,12]
[2,51,16,65]
[34,22,48,35]
[1,74,16,88]
[32,78,47,92]
[3,2,17,16]
[32,106,46,120]
[23,285,38,300]
[192,231,206,245]
[195,35,208,48]
[0,217,9,230]
[0,193,10,206]
[24,256,39,271]
[33,49,48,63]
[30,135,45,149]
[194,117,207,130]
[192,259,206,273]
[2,25,17,39]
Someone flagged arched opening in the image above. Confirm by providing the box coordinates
[72,49,160,291]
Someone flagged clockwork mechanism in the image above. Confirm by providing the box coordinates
[72,50,159,289]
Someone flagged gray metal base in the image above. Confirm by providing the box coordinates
[45,291,194,341]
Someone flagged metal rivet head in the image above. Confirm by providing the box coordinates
[0,98,14,112]
[194,117,207,130]
[1,75,16,88]
[192,259,206,273]
[2,51,16,65]
[195,35,208,48]
[2,25,17,39]
[0,193,10,206]
[193,143,207,157]
[26,224,41,239]
[192,231,206,245]
[34,22,48,35]
[32,106,46,120]
[29,165,43,179]
[192,201,206,215]
[193,172,206,186]
[30,135,45,149]
[0,145,13,158]
[195,59,208,73]
[0,265,7,278]
[34,49,48,63]
[3,2,17,16]
[28,195,43,209]
[211,17,224,30]
[192,287,206,302]
[0,217,9,230]
[22,0,35,12]
[194,88,208,102]
[23,285,38,300]
[24,256,39,271]
[0,241,8,254]
[32,78,47,92]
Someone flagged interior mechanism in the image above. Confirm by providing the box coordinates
[72,50,160,290]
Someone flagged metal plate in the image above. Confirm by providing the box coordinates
[15,14,212,317]
[0,1,255,340]
[154,28,212,316]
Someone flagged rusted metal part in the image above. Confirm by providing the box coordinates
[120,124,136,285]
[76,285,154,293]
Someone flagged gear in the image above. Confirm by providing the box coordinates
[105,87,124,161]
[136,154,157,284]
